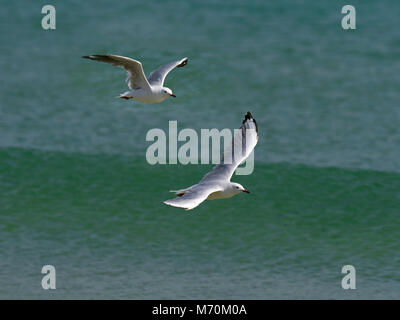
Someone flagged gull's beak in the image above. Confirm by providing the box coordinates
[242,189,250,193]
[170,94,176,98]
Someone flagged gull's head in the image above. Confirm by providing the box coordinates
[230,182,250,195]
[162,87,176,98]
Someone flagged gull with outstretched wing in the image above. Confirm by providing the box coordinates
[164,112,258,210]
[83,55,188,104]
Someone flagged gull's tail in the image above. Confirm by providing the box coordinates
[117,91,133,100]
[169,188,191,197]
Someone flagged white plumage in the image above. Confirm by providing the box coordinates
[164,112,258,210]
[83,55,188,104]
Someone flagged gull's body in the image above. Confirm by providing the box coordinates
[83,55,188,104]
[164,112,258,210]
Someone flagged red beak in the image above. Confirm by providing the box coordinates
[242,189,250,193]
[170,94,176,97]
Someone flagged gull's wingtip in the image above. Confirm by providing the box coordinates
[177,57,188,68]
[163,200,175,207]
[243,111,254,122]
[163,199,192,211]
[243,111,258,133]
[82,55,108,60]
[245,111,253,119]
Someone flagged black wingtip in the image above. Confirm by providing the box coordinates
[243,111,253,122]
[82,55,108,60]
[177,57,188,68]
[243,111,258,132]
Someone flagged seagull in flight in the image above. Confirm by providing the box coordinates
[83,55,188,104]
[164,112,258,210]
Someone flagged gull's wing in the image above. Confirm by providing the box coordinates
[163,184,222,211]
[83,54,151,90]
[147,57,188,87]
[200,112,258,183]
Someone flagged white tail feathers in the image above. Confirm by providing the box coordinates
[169,189,192,197]
[169,189,188,194]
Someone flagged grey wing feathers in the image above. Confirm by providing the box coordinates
[200,111,258,183]
[82,54,151,90]
[147,57,188,86]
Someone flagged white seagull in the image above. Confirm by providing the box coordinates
[164,112,258,210]
[83,55,188,104]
